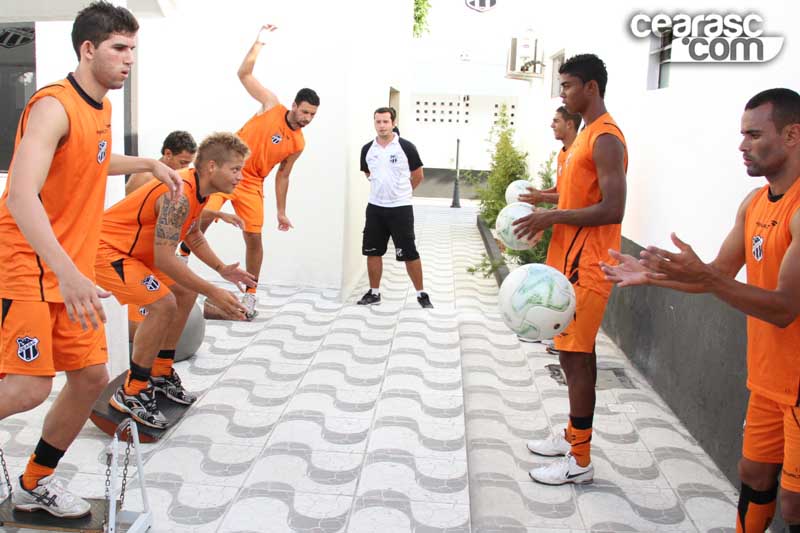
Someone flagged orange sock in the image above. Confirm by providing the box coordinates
[567,418,593,467]
[124,371,150,395]
[151,356,173,378]
[21,455,55,490]
[246,286,257,295]
[736,483,777,533]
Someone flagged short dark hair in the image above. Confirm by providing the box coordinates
[161,131,197,156]
[195,132,250,168]
[559,53,608,98]
[295,88,320,106]
[374,107,396,121]
[556,106,582,131]
[72,1,139,60]
[745,88,800,131]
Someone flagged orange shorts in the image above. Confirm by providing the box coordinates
[206,178,264,233]
[553,285,608,353]
[127,303,148,323]
[742,391,800,492]
[0,299,107,377]
[95,245,173,310]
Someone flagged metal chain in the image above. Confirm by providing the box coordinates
[104,450,112,501]
[0,446,13,496]
[119,432,132,509]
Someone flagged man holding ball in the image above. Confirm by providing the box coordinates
[514,54,628,486]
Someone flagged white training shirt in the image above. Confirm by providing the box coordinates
[360,134,423,208]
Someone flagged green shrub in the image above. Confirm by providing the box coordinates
[476,104,528,227]
[413,0,431,37]
[471,106,558,276]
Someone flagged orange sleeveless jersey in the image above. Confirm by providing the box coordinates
[555,146,569,192]
[238,104,305,185]
[744,179,800,405]
[546,113,627,298]
[557,147,568,179]
[0,76,112,302]
[100,168,208,264]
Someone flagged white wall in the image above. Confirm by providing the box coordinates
[410,0,798,265]
[134,0,412,292]
[517,0,799,267]
[409,93,519,170]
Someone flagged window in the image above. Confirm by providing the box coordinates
[551,51,564,98]
[0,24,36,172]
[648,29,674,90]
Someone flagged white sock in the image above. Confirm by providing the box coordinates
[417,290,425,298]
[370,288,380,295]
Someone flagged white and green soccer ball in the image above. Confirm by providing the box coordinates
[498,263,576,341]
[505,180,531,205]
[495,202,534,251]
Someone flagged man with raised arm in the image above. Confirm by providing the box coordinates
[183,25,320,320]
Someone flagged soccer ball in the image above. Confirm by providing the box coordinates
[495,202,536,250]
[498,263,576,341]
[505,180,531,205]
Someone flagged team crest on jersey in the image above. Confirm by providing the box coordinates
[752,235,764,262]
[141,275,160,292]
[390,154,398,164]
[271,134,282,144]
[138,306,148,317]
[97,140,108,164]
[16,336,40,362]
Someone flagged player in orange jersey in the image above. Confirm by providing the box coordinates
[517,106,582,348]
[519,106,582,207]
[183,24,320,320]
[601,88,800,533]
[97,133,255,428]
[124,131,245,338]
[514,54,628,486]
[0,2,181,518]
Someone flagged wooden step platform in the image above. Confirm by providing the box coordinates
[89,371,192,443]
[0,496,117,532]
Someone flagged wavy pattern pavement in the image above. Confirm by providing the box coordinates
[0,204,737,533]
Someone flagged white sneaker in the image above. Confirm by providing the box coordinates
[529,452,594,485]
[242,292,258,320]
[527,429,571,456]
[13,474,91,518]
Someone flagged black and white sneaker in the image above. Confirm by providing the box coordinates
[151,370,197,405]
[357,291,381,305]
[13,475,91,518]
[109,385,169,429]
[417,292,434,309]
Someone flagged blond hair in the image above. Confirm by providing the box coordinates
[195,132,250,168]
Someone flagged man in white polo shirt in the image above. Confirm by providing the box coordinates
[358,107,432,308]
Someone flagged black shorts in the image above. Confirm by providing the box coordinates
[362,203,419,261]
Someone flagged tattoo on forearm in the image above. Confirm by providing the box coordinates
[155,194,190,245]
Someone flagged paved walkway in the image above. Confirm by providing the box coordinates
[1,200,737,532]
